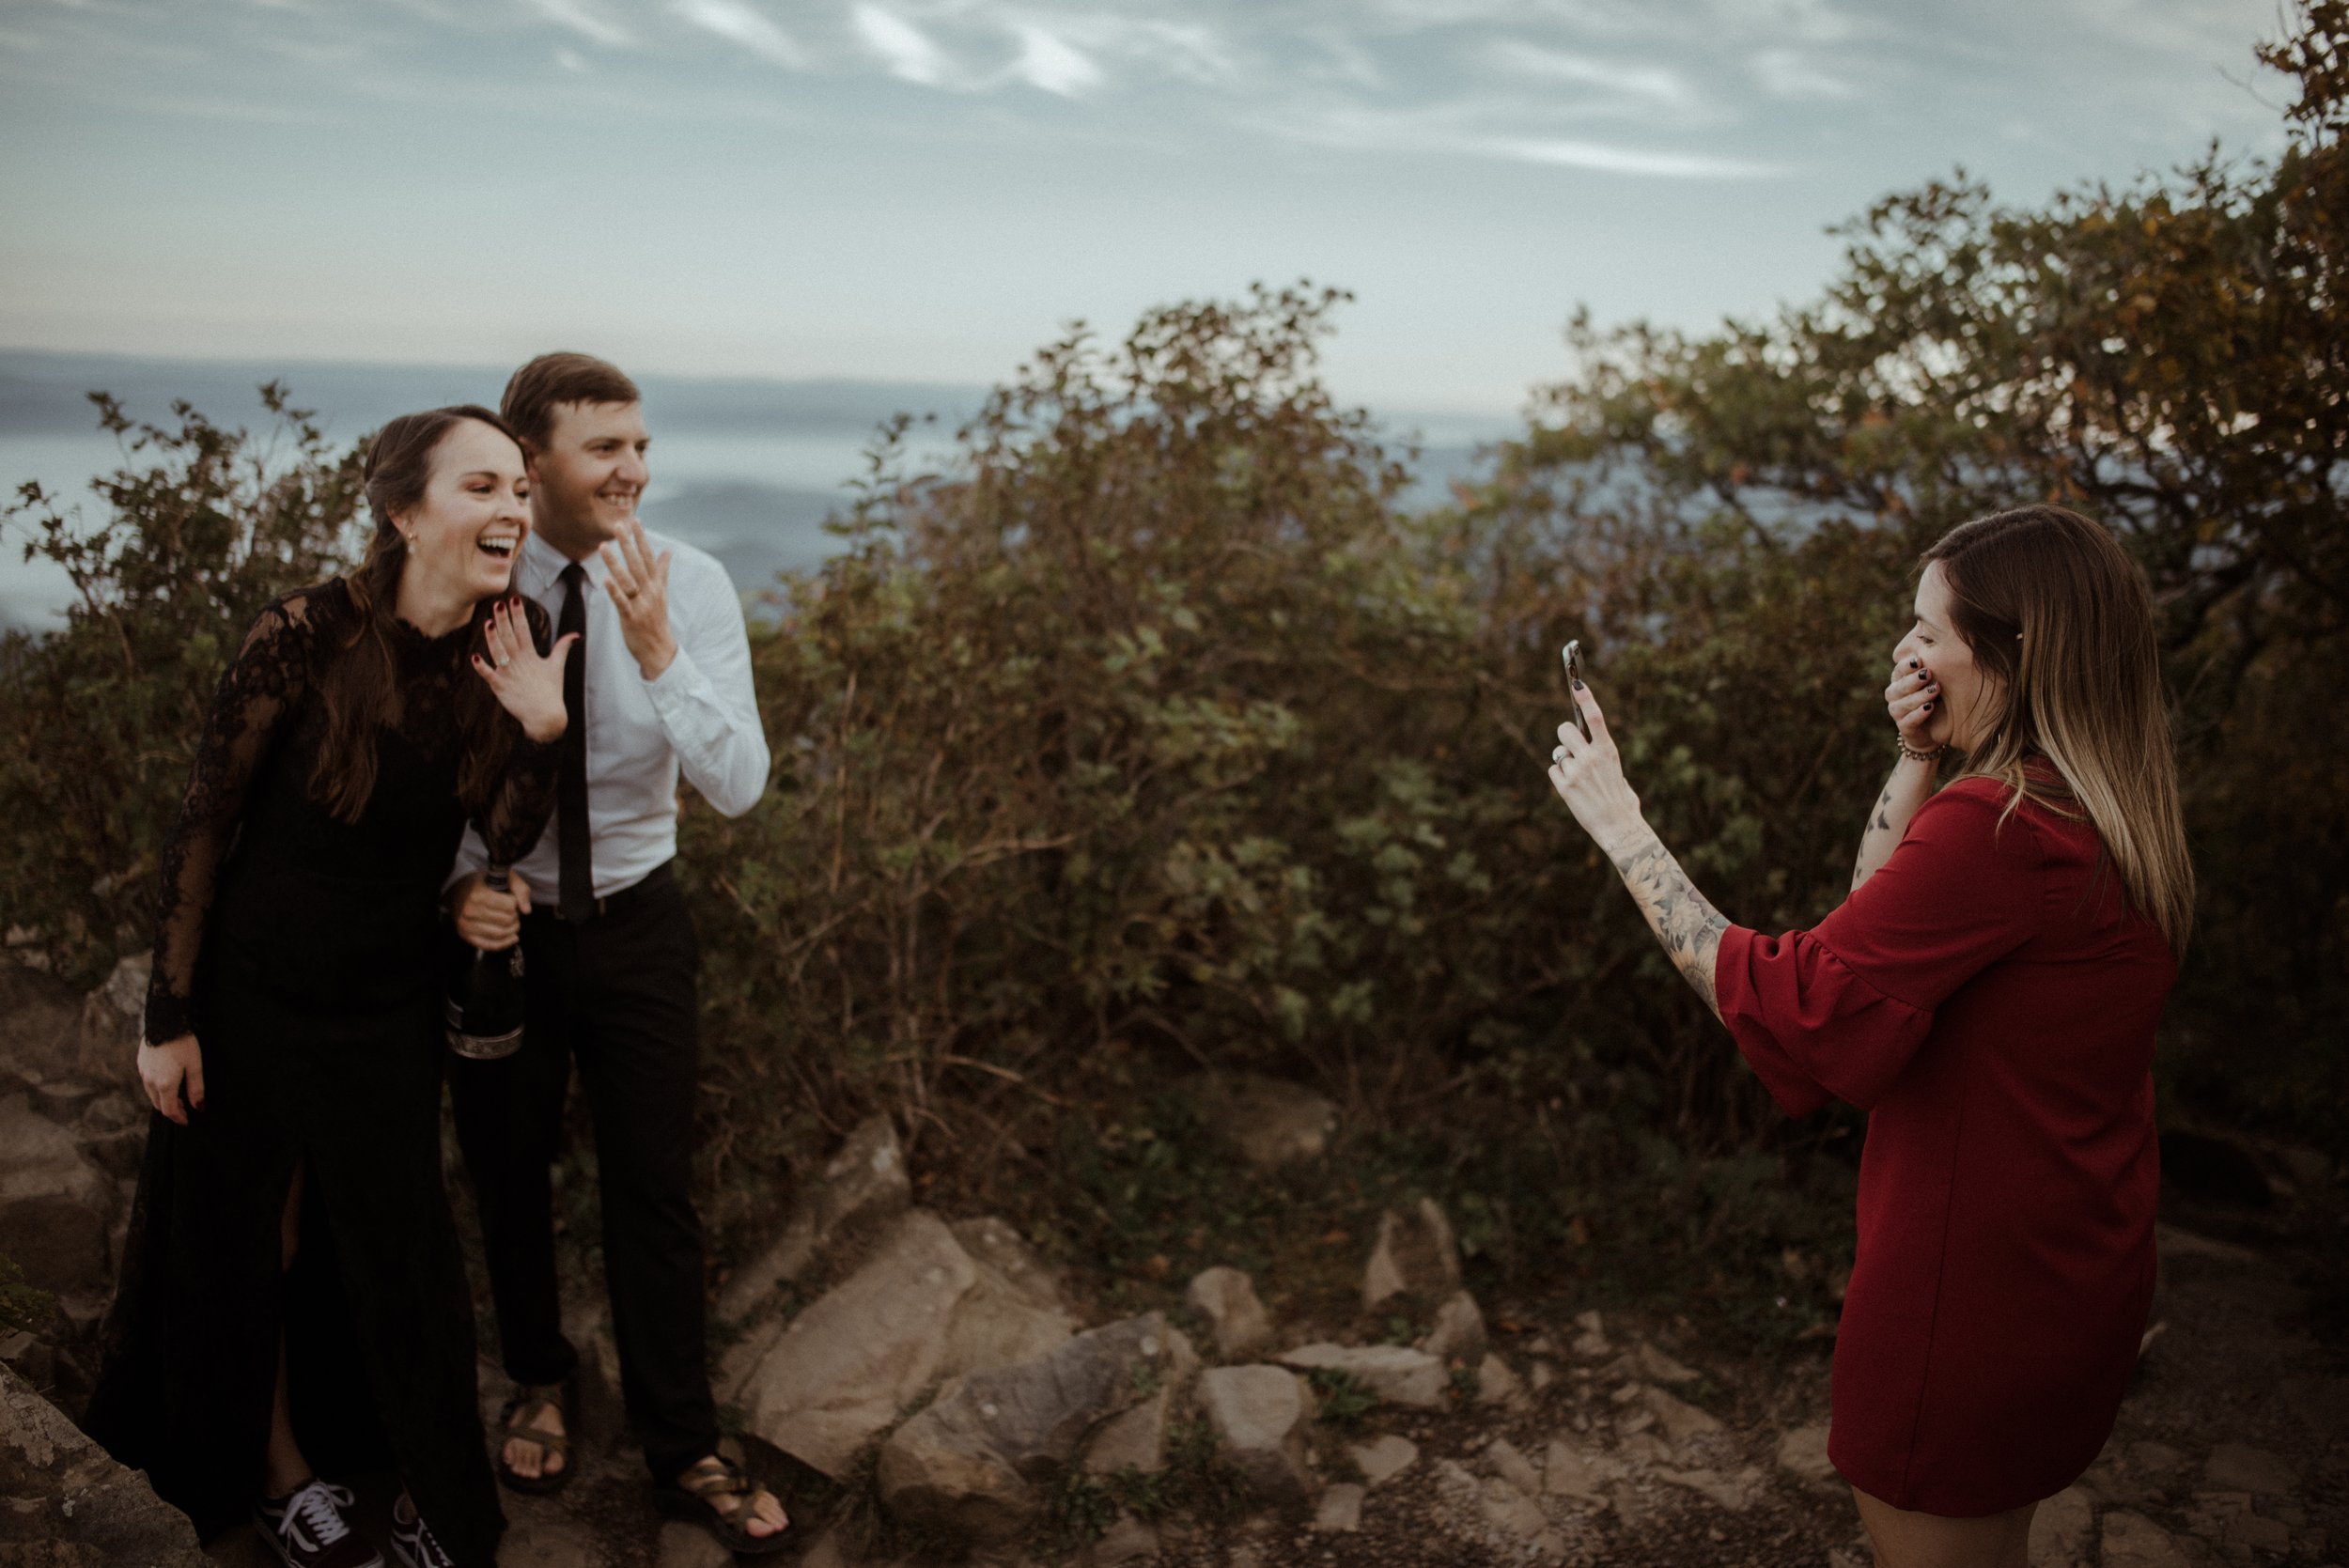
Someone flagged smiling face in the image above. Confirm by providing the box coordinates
[389,418,531,607]
[1894,561,2001,752]
[524,399,649,559]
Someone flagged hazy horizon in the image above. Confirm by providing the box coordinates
[0,344,1516,630]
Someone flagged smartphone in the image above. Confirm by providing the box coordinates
[1562,640,1592,742]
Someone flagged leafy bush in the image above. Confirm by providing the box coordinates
[0,387,362,985]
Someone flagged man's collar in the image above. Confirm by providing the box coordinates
[519,528,603,592]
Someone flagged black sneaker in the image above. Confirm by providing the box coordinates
[255,1479,384,1568]
[388,1493,457,1568]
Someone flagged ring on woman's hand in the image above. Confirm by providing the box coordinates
[1551,745,1567,762]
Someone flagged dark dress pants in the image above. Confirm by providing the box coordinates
[448,862,718,1479]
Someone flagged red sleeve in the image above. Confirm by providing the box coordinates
[1714,780,2047,1115]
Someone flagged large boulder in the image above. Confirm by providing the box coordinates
[876,1314,1194,1545]
[1196,1365,1314,1502]
[0,1362,208,1564]
[724,1209,976,1476]
[939,1218,1079,1379]
[716,1114,911,1324]
[1179,1074,1338,1170]
[0,1094,116,1298]
[724,1206,1085,1480]
[1361,1198,1461,1311]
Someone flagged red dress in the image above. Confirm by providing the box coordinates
[1714,775,2175,1515]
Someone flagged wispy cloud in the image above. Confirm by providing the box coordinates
[517,0,632,51]
[1486,40,1693,107]
[1484,133,1776,177]
[1007,23,1099,97]
[851,4,950,85]
[1268,102,1782,179]
[670,0,802,69]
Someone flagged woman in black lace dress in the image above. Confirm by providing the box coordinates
[85,407,575,1568]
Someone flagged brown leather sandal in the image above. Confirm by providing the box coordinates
[493,1385,574,1496]
[655,1455,790,1556]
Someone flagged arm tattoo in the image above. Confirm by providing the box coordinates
[1608,831,1730,1019]
[1853,768,1927,891]
[1853,786,1896,888]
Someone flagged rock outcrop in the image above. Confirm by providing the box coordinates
[724,1209,979,1476]
[723,1203,1084,1478]
[716,1113,910,1324]
[0,1093,116,1299]
[875,1313,1194,1544]
[1,954,151,1409]
[0,1362,207,1565]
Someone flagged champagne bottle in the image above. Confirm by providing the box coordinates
[446,865,526,1061]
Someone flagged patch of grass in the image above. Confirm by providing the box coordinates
[0,1253,51,1337]
[1043,1471,1122,1552]
[1306,1367,1377,1430]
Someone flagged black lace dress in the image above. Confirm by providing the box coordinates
[84,580,555,1567]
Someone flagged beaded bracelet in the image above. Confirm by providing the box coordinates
[1896,737,1946,765]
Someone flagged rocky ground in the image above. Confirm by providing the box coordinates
[4,956,2344,1567]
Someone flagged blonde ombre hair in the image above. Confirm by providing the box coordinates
[1925,505,2195,957]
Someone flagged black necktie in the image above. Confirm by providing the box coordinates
[555,564,594,921]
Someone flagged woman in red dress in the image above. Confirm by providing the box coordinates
[1545,505,2194,1568]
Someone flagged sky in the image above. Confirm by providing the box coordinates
[0,0,2295,415]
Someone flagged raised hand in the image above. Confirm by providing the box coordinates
[1546,676,1729,1016]
[599,518,677,680]
[1545,679,1647,861]
[473,596,576,744]
[1885,655,1943,753]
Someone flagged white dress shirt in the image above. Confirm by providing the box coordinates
[451,525,769,900]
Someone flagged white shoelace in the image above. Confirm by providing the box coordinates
[280,1480,357,1547]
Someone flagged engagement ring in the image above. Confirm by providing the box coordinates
[1552,745,1567,762]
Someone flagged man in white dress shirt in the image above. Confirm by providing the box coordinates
[444,354,786,1549]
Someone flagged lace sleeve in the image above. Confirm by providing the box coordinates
[474,598,560,867]
[142,590,325,1044]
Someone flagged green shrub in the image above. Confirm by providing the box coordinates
[0,386,362,986]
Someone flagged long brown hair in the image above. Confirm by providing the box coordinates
[1924,505,2195,955]
[311,406,521,822]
